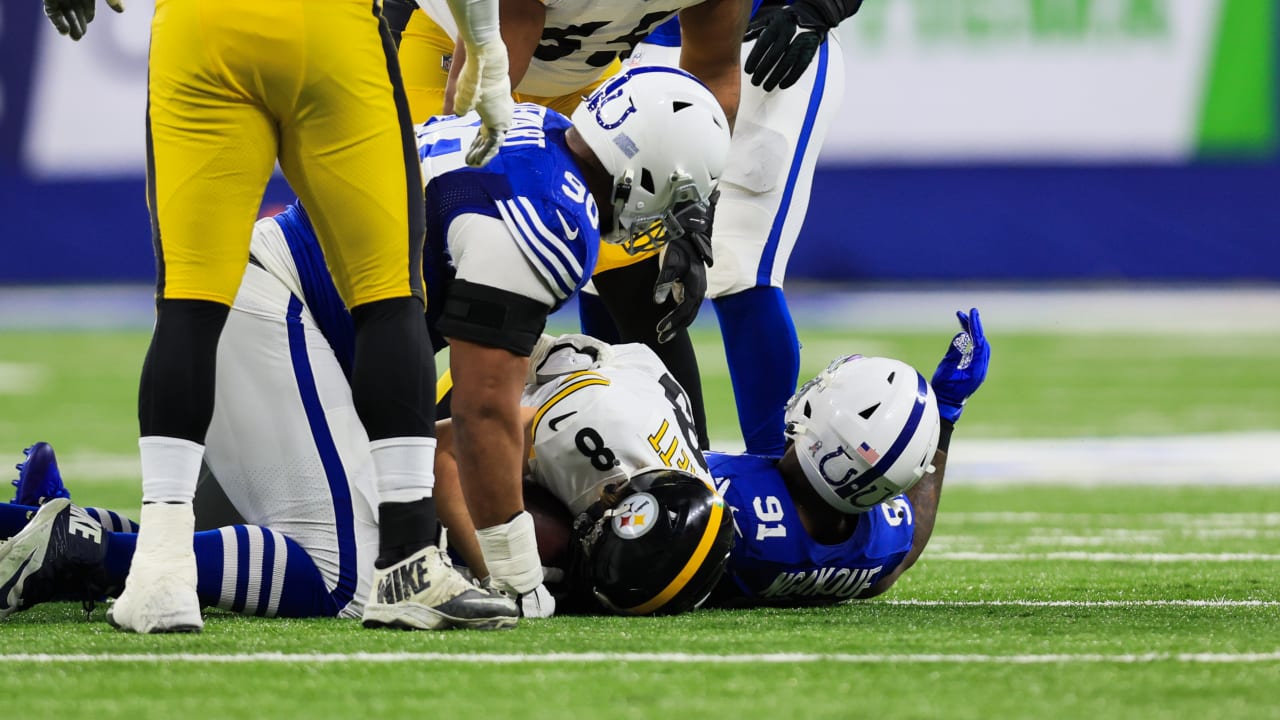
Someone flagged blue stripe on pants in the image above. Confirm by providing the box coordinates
[285,296,358,609]
[757,40,830,287]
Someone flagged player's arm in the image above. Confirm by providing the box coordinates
[677,0,752,129]
[856,429,950,598]
[431,406,539,576]
[446,0,524,164]
[444,0,546,114]
[857,308,991,599]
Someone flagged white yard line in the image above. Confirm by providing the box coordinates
[949,512,1280,524]
[882,600,1280,607]
[927,552,1280,562]
[1,651,1277,665]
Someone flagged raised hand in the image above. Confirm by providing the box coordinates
[930,308,990,424]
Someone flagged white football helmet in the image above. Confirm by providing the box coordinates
[784,355,941,514]
[571,66,731,255]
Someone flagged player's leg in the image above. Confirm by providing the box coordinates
[116,0,280,634]
[277,0,514,630]
[0,501,137,540]
[202,247,382,618]
[107,525,345,618]
[707,35,846,455]
[395,8,457,122]
[0,498,343,619]
[588,258,710,449]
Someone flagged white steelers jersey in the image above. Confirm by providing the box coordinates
[419,0,697,98]
[522,338,712,515]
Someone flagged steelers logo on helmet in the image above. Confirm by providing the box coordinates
[610,492,658,540]
[574,468,734,616]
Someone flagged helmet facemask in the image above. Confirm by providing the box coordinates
[571,66,731,255]
[606,170,711,255]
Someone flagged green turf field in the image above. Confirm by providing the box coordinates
[2,325,1279,719]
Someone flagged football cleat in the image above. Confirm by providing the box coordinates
[11,442,71,506]
[362,545,519,631]
[106,503,203,633]
[0,498,112,619]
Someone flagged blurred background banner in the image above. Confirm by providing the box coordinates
[1,0,1276,283]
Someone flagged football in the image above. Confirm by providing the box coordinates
[523,481,574,572]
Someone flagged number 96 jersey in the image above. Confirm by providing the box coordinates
[522,341,713,517]
[706,453,915,607]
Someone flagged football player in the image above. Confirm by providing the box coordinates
[0,67,730,624]
[433,308,989,608]
[37,0,518,634]
[386,0,754,448]
[612,0,862,457]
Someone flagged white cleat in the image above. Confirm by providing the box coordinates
[362,545,519,631]
[106,503,203,634]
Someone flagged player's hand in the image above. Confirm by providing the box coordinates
[931,308,990,424]
[653,191,718,343]
[743,4,822,91]
[43,0,124,41]
[518,583,556,618]
[454,41,514,167]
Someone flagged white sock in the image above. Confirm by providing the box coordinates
[370,437,437,504]
[139,436,204,504]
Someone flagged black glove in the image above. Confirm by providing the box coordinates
[744,0,862,91]
[653,191,718,344]
[43,0,123,41]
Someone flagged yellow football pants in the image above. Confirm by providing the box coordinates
[147,0,424,307]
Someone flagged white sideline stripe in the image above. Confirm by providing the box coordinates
[883,600,1280,608]
[2,652,1278,665]
[54,434,1280,486]
[928,552,1280,562]
[707,434,1280,486]
[949,512,1280,524]
[946,433,1280,486]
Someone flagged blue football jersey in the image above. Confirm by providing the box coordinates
[707,452,915,606]
[416,103,601,305]
[268,203,358,378]
[264,103,600,376]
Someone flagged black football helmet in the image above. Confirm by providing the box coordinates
[570,467,734,616]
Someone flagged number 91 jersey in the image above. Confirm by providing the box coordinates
[522,342,713,516]
[707,453,915,606]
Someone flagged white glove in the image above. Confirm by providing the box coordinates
[445,0,513,167]
[475,511,544,595]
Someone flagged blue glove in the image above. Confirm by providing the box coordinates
[931,308,990,424]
